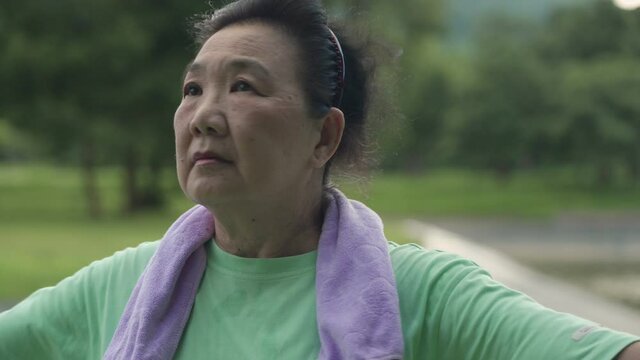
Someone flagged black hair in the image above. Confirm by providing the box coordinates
[191,0,375,179]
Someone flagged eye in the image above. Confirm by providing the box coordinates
[230,80,254,93]
[183,82,202,97]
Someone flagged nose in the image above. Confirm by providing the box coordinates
[190,102,229,137]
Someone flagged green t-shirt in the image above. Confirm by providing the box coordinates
[0,241,637,359]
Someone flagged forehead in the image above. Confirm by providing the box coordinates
[193,22,300,77]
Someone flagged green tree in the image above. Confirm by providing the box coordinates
[325,0,447,172]
[550,58,640,185]
[0,0,211,217]
[438,1,640,185]
[441,17,552,178]
[534,1,640,185]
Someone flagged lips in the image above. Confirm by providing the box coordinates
[192,151,232,166]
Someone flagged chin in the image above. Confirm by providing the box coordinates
[186,181,236,207]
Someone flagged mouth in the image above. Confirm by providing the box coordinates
[192,151,232,166]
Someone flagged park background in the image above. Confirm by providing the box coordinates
[1,0,639,313]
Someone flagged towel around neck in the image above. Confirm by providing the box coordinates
[104,188,403,360]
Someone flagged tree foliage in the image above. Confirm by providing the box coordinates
[437,1,640,185]
[0,0,211,216]
[1,0,639,220]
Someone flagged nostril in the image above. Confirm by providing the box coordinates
[190,113,226,136]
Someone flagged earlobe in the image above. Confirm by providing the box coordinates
[312,107,345,168]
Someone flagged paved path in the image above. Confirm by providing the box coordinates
[405,220,640,336]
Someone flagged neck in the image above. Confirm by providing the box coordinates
[208,188,325,258]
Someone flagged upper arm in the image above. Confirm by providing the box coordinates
[438,266,640,360]
[615,341,640,360]
[392,247,640,360]
[0,269,92,359]
[0,242,156,359]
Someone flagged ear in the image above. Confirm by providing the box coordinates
[312,107,345,168]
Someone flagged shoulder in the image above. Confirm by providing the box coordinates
[388,241,477,267]
[71,240,160,314]
[48,240,161,300]
[386,242,490,329]
[387,242,493,358]
[387,241,492,311]
[388,241,487,291]
[0,241,160,359]
[84,240,160,278]
[11,239,160,314]
[16,239,159,307]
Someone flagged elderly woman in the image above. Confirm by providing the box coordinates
[1,0,639,359]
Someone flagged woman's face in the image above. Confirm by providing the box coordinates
[174,22,321,206]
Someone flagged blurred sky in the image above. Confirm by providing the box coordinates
[613,0,640,10]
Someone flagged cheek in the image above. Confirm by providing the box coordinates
[237,113,291,152]
[236,116,313,173]
[174,100,197,131]
[173,104,192,185]
[174,106,191,150]
[229,97,317,170]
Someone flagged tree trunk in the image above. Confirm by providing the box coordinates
[123,149,165,213]
[148,158,163,203]
[123,146,139,213]
[626,153,640,184]
[81,141,102,219]
[596,161,613,188]
[403,151,426,173]
[494,162,513,183]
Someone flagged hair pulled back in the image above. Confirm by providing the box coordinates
[191,0,375,178]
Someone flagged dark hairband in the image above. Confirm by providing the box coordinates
[327,28,345,108]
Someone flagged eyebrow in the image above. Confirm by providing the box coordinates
[182,61,196,80]
[183,57,271,79]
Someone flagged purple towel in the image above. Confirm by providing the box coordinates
[104,188,403,359]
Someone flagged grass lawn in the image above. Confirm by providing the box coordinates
[1,163,639,301]
[342,169,640,217]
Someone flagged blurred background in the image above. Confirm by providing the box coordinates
[1,0,639,317]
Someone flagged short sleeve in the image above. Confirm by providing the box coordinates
[0,264,94,359]
[390,243,640,360]
[0,241,158,359]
